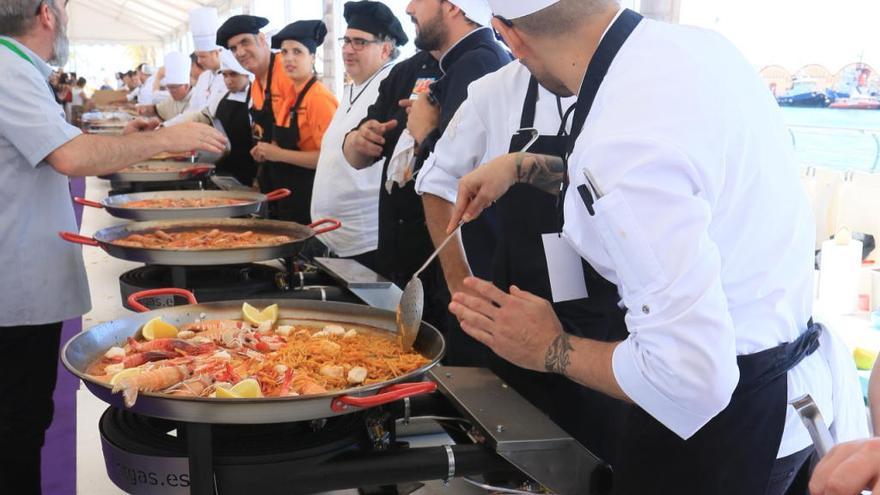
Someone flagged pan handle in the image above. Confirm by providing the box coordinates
[180,166,212,178]
[330,381,437,412]
[127,288,199,313]
[265,188,292,202]
[74,197,104,209]
[59,231,99,247]
[309,218,342,235]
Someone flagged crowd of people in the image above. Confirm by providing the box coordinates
[4,0,880,494]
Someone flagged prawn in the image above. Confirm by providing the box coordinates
[113,364,192,407]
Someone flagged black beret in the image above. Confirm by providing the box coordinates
[216,15,269,49]
[343,1,408,46]
[271,20,328,53]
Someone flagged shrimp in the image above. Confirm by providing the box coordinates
[123,350,176,369]
[113,364,191,407]
[291,374,327,395]
[167,375,214,397]
[181,319,246,334]
[127,337,213,355]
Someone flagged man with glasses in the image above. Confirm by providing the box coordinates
[0,2,225,492]
[309,1,408,268]
[343,0,510,366]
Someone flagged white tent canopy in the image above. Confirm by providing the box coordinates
[67,0,246,46]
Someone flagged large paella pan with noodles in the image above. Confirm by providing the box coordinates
[59,217,341,265]
[74,188,291,220]
[62,290,444,424]
[98,161,215,182]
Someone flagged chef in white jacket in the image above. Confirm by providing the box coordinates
[444,1,848,493]
[309,0,408,268]
[164,7,228,126]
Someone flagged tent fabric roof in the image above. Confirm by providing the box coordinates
[67,0,232,45]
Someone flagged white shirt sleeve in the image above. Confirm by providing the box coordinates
[564,135,739,440]
[414,96,490,204]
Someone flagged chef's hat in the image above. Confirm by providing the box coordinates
[487,0,560,20]
[219,50,253,80]
[447,0,492,26]
[163,51,191,85]
[190,7,221,52]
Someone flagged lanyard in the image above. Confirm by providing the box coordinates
[554,9,643,228]
[347,62,394,112]
[0,38,36,68]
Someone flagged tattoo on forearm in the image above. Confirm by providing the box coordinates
[544,334,574,375]
[514,153,566,195]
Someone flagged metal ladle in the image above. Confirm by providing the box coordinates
[396,128,541,351]
[397,221,463,351]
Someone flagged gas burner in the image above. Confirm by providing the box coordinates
[120,264,282,310]
[101,407,369,460]
[93,368,611,495]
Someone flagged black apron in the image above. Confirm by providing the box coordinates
[563,9,823,494]
[489,76,630,464]
[249,53,316,223]
[214,90,258,186]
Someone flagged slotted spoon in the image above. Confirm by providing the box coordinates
[397,221,464,351]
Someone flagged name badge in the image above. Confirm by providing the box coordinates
[542,233,589,302]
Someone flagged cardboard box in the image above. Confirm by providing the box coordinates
[91,89,128,106]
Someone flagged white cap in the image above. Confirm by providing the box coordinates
[163,51,190,85]
[449,0,493,26]
[140,64,155,75]
[488,0,560,20]
[219,50,253,79]
[190,7,221,52]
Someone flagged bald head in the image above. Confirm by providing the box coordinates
[513,0,618,37]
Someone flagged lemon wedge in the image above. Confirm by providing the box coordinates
[142,317,179,341]
[854,347,878,370]
[242,302,279,326]
[215,378,263,399]
[109,368,142,386]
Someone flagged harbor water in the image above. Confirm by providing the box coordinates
[782,107,880,173]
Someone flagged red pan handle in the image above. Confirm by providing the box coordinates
[180,166,212,178]
[59,231,99,246]
[309,218,342,235]
[265,188,292,202]
[127,288,199,313]
[330,381,437,412]
[74,197,104,209]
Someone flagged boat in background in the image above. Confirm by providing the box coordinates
[829,92,880,110]
[778,79,830,107]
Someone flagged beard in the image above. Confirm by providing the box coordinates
[412,9,448,52]
[48,8,69,66]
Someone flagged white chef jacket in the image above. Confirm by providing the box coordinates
[164,69,227,126]
[310,63,395,257]
[415,61,575,203]
[560,17,831,458]
[195,69,227,111]
[136,76,158,105]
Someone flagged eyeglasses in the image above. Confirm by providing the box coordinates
[338,36,382,51]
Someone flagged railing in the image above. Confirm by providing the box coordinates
[788,125,880,173]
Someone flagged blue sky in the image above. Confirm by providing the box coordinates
[679,0,880,72]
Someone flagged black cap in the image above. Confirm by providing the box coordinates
[271,20,328,53]
[216,15,269,48]
[343,1,408,46]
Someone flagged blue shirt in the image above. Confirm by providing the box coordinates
[0,36,90,325]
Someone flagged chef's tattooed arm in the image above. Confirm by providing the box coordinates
[514,152,566,195]
[544,334,574,374]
